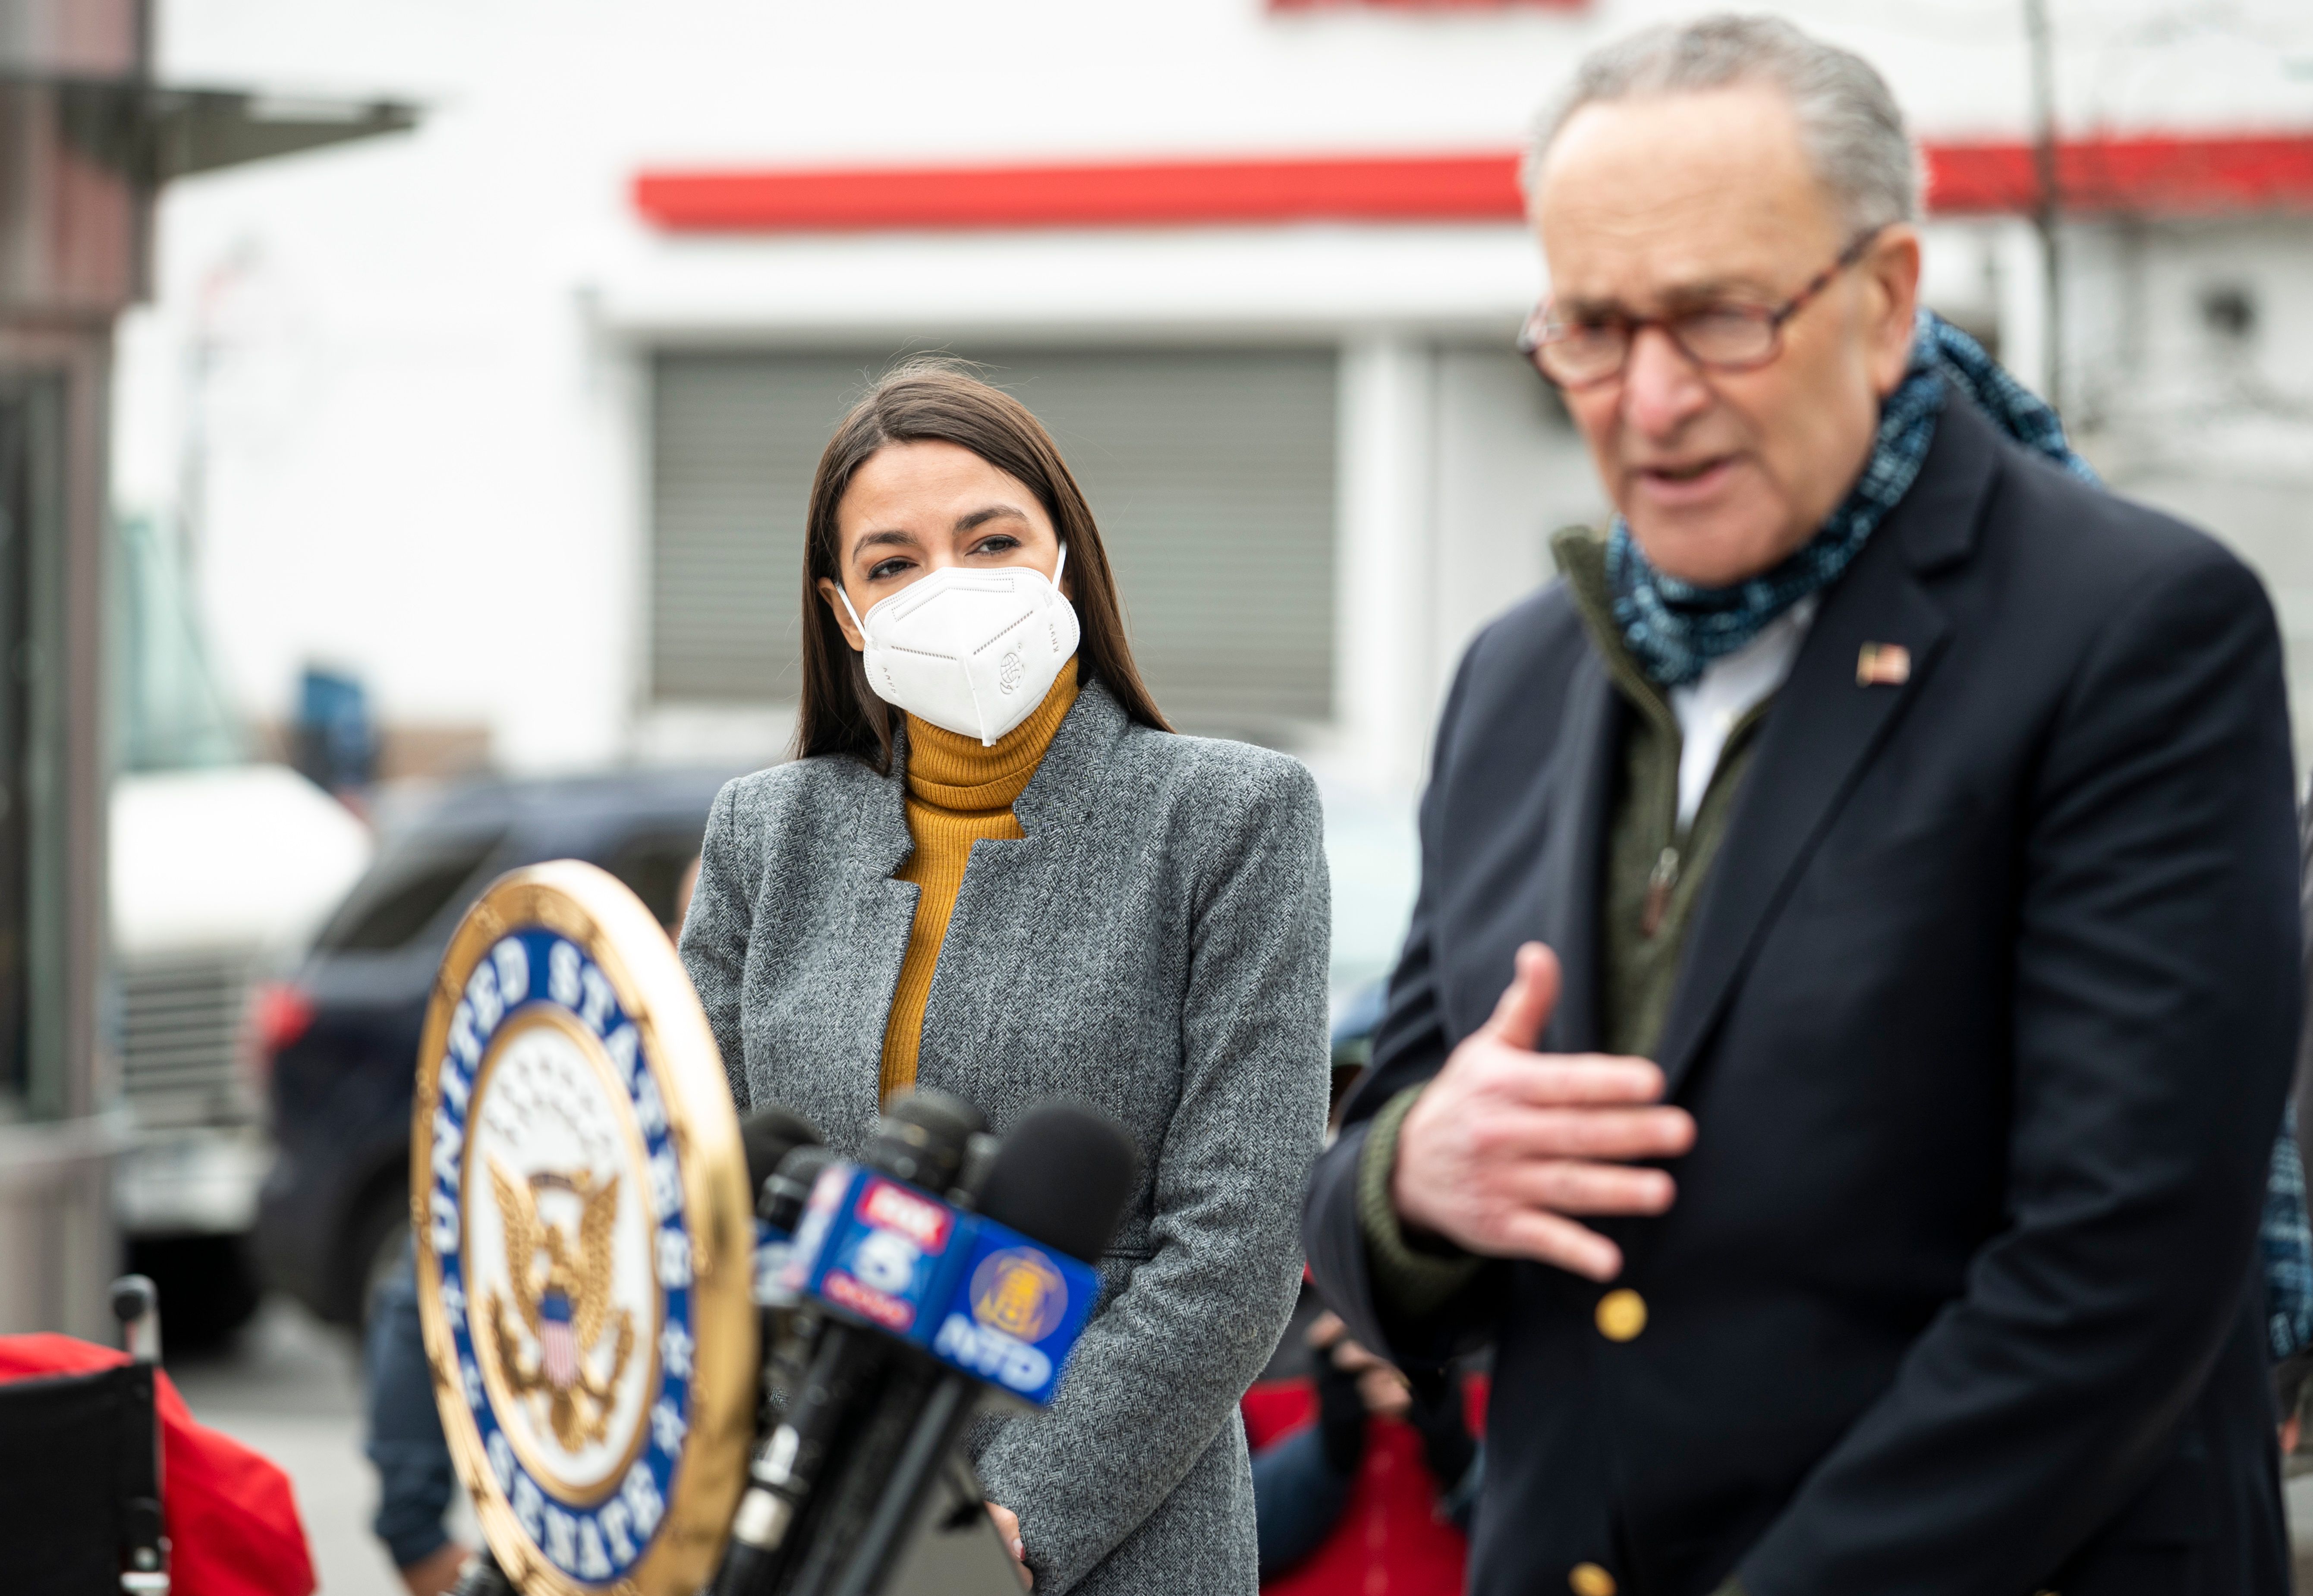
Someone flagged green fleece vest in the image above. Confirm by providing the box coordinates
[1355,528,1778,1312]
[1552,529,1775,1059]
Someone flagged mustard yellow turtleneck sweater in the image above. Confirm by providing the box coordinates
[879,658,1080,1102]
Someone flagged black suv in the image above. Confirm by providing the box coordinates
[253,768,736,1325]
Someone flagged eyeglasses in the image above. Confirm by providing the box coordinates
[1517,228,1884,389]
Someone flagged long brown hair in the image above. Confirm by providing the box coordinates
[795,359,1171,770]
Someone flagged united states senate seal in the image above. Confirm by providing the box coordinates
[412,861,754,1596]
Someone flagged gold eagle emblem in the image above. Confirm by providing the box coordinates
[486,1157,635,1451]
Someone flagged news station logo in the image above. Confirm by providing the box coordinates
[862,1178,953,1251]
[817,1177,958,1333]
[930,1243,1080,1400]
[970,1248,1066,1342]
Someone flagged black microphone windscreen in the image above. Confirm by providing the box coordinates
[762,1143,837,1231]
[741,1105,823,1198]
[974,1101,1140,1263]
[868,1089,987,1194]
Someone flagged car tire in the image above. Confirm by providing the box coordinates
[126,1233,263,1351]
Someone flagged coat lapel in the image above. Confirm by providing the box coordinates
[913,683,1125,1089]
[1537,650,1621,1056]
[765,745,915,1149]
[1652,394,1996,1097]
[856,728,918,877]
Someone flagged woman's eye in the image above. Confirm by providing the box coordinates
[868,558,911,580]
[973,535,1020,556]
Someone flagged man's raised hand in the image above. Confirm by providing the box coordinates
[1390,942,1696,1280]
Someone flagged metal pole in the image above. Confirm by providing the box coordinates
[2022,0,2063,414]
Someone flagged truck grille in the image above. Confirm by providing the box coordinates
[118,954,261,1130]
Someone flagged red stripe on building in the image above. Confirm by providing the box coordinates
[633,152,1526,233]
[634,133,2313,233]
[1268,0,1584,10]
[1925,133,2313,216]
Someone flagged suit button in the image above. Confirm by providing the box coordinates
[1595,1288,1647,1342]
[1569,1564,1617,1596]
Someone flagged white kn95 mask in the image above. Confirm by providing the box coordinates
[840,545,1080,746]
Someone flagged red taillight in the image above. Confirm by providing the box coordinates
[251,982,316,1060]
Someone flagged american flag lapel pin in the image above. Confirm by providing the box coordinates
[1856,642,1911,687]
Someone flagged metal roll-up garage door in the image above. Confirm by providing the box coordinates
[650,346,1337,736]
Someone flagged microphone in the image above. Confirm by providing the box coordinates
[735,1108,832,1443]
[715,1091,987,1596]
[972,1102,1140,1265]
[743,1106,825,1206]
[741,1105,829,1312]
[762,1145,836,1235]
[745,1106,827,1300]
[862,1092,982,1193]
[811,1102,1140,1596]
[755,1143,840,1439]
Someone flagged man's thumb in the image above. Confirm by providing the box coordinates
[1484,943,1560,1051]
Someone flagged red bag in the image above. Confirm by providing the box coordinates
[0,1334,317,1596]
[1243,1375,1489,1596]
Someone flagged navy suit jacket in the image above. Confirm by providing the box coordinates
[1303,394,2302,1596]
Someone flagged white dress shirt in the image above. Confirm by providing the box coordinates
[1665,597,1816,829]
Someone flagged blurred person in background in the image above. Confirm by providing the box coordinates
[1249,1053,1483,1589]
[0,1331,318,1596]
[2272,798,2313,1451]
[1304,15,2303,1596]
[678,361,1329,1593]
[1251,1309,1479,1582]
[365,1262,466,1596]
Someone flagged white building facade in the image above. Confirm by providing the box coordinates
[115,0,2313,792]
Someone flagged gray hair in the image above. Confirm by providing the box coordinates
[1526,13,1920,235]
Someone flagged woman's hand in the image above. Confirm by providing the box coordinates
[987,1503,1032,1589]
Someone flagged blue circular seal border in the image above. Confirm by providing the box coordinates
[414,863,754,1596]
[425,925,695,1585]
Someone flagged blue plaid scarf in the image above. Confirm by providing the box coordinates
[2268,1105,2313,1360]
[1606,310,2096,689]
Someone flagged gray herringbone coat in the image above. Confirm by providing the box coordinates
[677,680,1330,1595]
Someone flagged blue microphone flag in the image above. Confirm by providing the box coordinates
[780,1162,1098,1407]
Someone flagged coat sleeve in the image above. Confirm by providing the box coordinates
[1738,543,2302,1594]
[1304,638,1498,1369]
[973,754,1332,1594]
[677,778,755,1111]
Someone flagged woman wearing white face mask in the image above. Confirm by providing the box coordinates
[679,361,1330,1596]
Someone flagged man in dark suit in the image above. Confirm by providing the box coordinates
[1303,16,2301,1596]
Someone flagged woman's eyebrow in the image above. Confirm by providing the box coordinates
[954,504,1031,533]
[853,528,917,553]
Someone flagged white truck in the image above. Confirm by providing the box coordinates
[108,516,373,1343]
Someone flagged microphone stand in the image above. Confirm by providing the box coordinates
[822,1372,981,1596]
[713,1095,986,1596]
